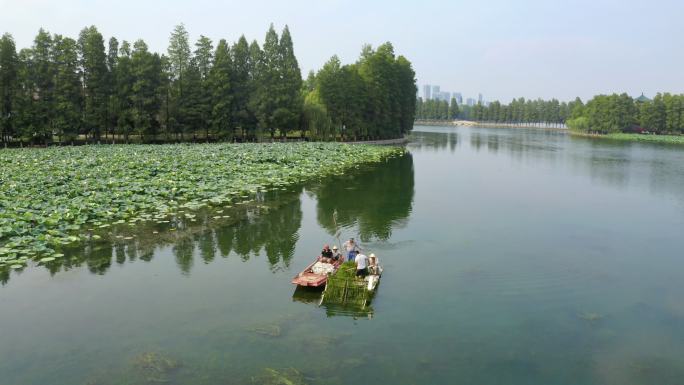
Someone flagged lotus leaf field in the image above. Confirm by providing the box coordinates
[0,143,403,270]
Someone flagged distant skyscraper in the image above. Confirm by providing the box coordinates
[478,93,483,104]
[423,85,431,100]
[466,98,476,106]
[454,93,463,105]
[432,85,440,96]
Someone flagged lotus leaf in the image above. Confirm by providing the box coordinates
[0,143,403,269]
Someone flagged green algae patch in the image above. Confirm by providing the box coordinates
[0,143,404,268]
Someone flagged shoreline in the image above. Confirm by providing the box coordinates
[414,119,567,131]
[569,131,684,145]
[346,136,409,146]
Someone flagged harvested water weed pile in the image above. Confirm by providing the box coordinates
[323,261,372,306]
[0,143,403,270]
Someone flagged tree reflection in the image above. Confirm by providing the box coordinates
[0,153,416,284]
[312,153,415,242]
[0,187,304,284]
[214,193,302,270]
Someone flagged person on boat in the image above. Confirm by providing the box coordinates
[344,238,359,262]
[368,253,378,275]
[354,250,369,278]
[320,244,333,262]
[331,245,342,261]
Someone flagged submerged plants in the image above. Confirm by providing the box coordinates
[578,312,604,323]
[251,367,308,385]
[0,143,403,270]
[131,351,180,383]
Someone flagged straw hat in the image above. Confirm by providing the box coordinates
[332,245,338,250]
[369,253,376,259]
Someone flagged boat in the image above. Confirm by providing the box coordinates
[291,257,343,287]
[320,256,383,308]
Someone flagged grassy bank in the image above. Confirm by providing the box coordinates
[570,131,684,145]
[0,143,404,269]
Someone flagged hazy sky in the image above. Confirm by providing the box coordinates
[1,0,683,102]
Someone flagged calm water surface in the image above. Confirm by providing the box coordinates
[1,125,684,385]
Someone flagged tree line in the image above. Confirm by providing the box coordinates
[0,25,416,145]
[566,93,684,134]
[415,97,576,127]
[415,93,684,134]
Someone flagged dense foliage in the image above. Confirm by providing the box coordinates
[302,44,417,141]
[0,26,416,144]
[567,93,684,134]
[0,143,403,269]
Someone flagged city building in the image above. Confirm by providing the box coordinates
[423,85,431,100]
[433,91,451,102]
[466,98,476,106]
[421,85,460,104]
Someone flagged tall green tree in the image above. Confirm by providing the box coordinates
[194,35,213,139]
[0,33,18,143]
[130,39,162,140]
[180,58,203,139]
[30,28,55,143]
[78,26,109,141]
[254,25,279,138]
[167,23,191,97]
[231,36,251,139]
[106,37,119,138]
[209,39,233,139]
[52,35,82,142]
[167,24,191,137]
[448,98,459,120]
[275,25,302,138]
[246,39,263,140]
[115,40,134,142]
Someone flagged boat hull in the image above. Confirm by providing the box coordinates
[291,259,342,287]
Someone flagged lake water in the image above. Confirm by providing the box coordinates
[2,125,684,385]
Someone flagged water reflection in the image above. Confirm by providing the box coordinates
[413,126,684,205]
[0,187,305,285]
[312,154,415,242]
[292,286,375,319]
[409,131,459,152]
[471,132,484,151]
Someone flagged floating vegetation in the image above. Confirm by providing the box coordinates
[131,351,180,383]
[0,143,403,269]
[251,367,308,385]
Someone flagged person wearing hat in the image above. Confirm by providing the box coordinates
[368,253,378,274]
[331,245,342,261]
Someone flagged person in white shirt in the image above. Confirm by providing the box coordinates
[354,250,369,278]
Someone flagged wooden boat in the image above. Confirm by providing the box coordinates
[291,258,343,287]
